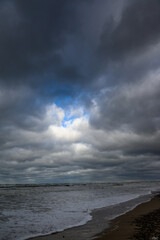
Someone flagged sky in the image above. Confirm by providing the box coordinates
[0,0,160,184]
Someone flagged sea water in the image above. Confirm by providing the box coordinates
[0,181,159,240]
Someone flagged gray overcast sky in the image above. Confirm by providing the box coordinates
[0,0,160,183]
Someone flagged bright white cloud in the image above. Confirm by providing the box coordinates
[48,125,81,142]
[45,104,65,126]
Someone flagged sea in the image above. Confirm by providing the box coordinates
[0,181,160,240]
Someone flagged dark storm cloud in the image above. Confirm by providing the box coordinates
[0,0,81,83]
[0,85,46,133]
[90,72,160,134]
[0,0,125,89]
[1,0,160,87]
[94,0,160,89]
[99,0,160,61]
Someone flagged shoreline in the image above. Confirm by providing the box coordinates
[27,194,157,240]
[95,194,160,240]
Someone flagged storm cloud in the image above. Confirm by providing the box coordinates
[0,0,160,183]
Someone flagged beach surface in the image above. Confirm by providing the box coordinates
[27,194,160,240]
[96,194,160,240]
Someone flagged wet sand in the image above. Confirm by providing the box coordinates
[95,194,160,240]
[27,194,160,240]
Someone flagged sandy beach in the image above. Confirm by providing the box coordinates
[27,194,160,240]
[96,194,160,240]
